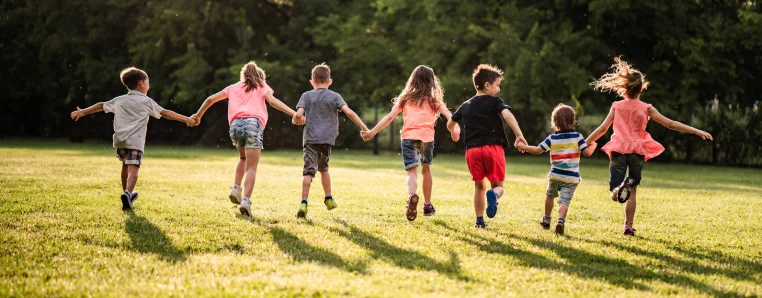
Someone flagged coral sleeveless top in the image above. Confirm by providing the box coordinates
[601,98,665,161]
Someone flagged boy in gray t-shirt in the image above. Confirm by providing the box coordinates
[292,64,368,218]
[70,67,195,211]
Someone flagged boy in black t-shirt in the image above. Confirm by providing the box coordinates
[448,64,527,228]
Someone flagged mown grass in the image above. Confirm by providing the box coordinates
[1,139,760,297]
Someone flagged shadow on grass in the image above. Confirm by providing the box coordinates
[125,212,186,263]
[327,219,472,282]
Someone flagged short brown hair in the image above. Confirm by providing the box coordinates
[472,64,504,90]
[120,67,148,90]
[312,63,331,84]
[551,104,576,132]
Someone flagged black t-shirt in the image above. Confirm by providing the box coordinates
[451,95,512,149]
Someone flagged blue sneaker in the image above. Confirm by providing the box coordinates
[120,190,133,211]
[130,191,139,203]
[486,190,498,218]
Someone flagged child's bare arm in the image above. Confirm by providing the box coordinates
[160,110,195,126]
[363,108,400,140]
[648,107,713,140]
[292,108,306,125]
[582,141,598,157]
[70,103,104,121]
[341,105,369,131]
[518,144,545,155]
[438,104,461,142]
[500,109,527,147]
[264,92,297,118]
[192,91,227,125]
[586,108,615,143]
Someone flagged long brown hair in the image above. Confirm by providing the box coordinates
[591,56,649,98]
[392,65,444,111]
[240,61,266,92]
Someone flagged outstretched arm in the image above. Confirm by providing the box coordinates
[648,107,713,140]
[341,105,369,131]
[582,141,598,157]
[438,104,460,142]
[160,110,195,126]
[264,92,297,118]
[191,91,227,125]
[586,107,615,144]
[517,144,545,155]
[500,109,527,148]
[70,103,104,121]
[361,108,400,141]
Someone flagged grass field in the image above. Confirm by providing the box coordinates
[1,139,761,297]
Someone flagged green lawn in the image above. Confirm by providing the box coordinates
[1,139,760,297]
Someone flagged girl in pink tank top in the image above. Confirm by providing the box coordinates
[586,57,713,237]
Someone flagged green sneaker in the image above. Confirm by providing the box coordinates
[297,202,308,218]
[324,197,337,210]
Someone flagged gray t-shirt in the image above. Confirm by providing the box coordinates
[102,90,164,152]
[296,88,347,145]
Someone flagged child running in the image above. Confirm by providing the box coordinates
[361,65,460,221]
[586,56,713,236]
[191,61,304,217]
[516,104,597,235]
[70,67,196,210]
[447,64,527,228]
[292,64,369,218]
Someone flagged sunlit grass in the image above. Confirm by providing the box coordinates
[1,139,760,297]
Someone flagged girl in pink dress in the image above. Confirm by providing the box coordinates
[586,57,713,236]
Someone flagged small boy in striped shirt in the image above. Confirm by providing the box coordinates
[517,104,597,235]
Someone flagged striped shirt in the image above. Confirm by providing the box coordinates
[538,131,588,184]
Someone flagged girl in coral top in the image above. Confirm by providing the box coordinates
[586,57,713,236]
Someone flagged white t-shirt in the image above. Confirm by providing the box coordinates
[103,90,164,152]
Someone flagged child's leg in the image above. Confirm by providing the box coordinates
[559,204,569,219]
[121,164,128,190]
[406,167,418,195]
[125,165,139,193]
[320,171,331,196]
[234,147,246,186]
[421,165,432,204]
[489,181,504,199]
[473,179,487,217]
[545,196,554,217]
[243,148,261,198]
[625,188,637,229]
[301,175,312,199]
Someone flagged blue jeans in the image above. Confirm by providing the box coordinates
[401,139,434,170]
[229,118,264,149]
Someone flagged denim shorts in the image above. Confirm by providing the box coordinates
[116,148,142,167]
[546,179,577,206]
[609,152,645,191]
[401,139,434,170]
[229,118,264,149]
[303,144,332,176]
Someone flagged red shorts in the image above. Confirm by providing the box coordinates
[465,145,506,182]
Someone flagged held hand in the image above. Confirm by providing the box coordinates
[360,130,373,141]
[451,124,461,142]
[190,114,201,126]
[588,141,598,151]
[184,117,196,127]
[70,107,84,121]
[514,136,528,153]
[696,130,713,141]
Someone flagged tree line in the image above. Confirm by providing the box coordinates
[2,0,761,165]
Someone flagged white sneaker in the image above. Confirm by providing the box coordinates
[229,185,242,204]
[239,197,252,217]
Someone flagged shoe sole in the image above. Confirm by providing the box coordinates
[424,211,435,217]
[555,224,564,235]
[325,200,337,210]
[297,210,306,218]
[121,193,132,211]
[540,222,550,230]
[239,206,251,217]
[131,193,138,203]
[406,195,419,221]
[229,195,241,205]
[486,190,498,218]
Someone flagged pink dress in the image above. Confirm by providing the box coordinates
[601,98,665,161]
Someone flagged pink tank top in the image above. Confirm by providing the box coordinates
[601,98,665,161]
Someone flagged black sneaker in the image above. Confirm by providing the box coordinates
[475,222,487,229]
[540,218,551,230]
[130,191,139,203]
[423,204,436,216]
[555,222,565,236]
[612,177,635,203]
[120,190,133,211]
[623,228,636,237]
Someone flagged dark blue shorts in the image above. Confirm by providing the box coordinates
[401,139,434,170]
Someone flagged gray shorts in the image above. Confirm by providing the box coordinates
[229,118,264,149]
[303,144,332,176]
[546,179,577,206]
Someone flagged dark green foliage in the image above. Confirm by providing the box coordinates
[1,0,760,165]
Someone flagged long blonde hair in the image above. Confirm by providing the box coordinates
[392,65,444,111]
[591,56,650,98]
[240,61,266,92]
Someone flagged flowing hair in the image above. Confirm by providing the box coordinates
[591,56,650,98]
[392,65,444,111]
[240,61,266,92]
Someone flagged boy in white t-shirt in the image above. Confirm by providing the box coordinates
[70,67,195,210]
